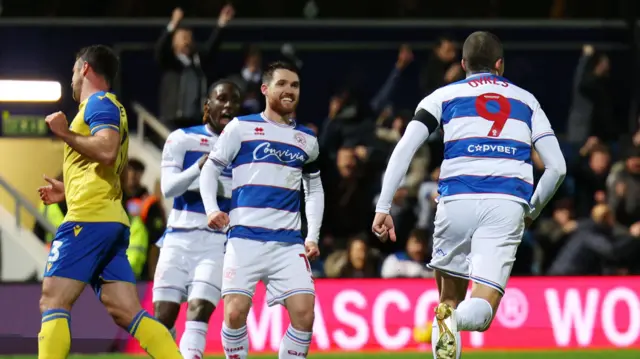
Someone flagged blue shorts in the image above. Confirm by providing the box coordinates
[44,221,135,295]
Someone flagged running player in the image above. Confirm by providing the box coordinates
[37,45,181,359]
[154,80,241,359]
[199,61,324,359]
[372,32,566,359]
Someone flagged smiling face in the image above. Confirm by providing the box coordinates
[261,68,300,117]
[205,82,241,133]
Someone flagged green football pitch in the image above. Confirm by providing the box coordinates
[2,352,640,359]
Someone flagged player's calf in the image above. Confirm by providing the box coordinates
[221,294,252,359]
[153,301,180,339]
[38,277,85,359]
[454,283,500,332]
[101,282,182,359]
[280,293,315,359]
[180,299,216,359]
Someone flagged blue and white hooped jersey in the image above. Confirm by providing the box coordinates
[209,113,320,244]
[417,73,555,205]
[161,125,232,231]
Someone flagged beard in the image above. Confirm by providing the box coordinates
[267,95,297,117]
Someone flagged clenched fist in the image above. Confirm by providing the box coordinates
[45,111,70,137]
[207,211,230,230]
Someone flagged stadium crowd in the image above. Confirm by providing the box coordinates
[34,4,640,282]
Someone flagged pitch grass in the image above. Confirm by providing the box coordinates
[2,351,640,359]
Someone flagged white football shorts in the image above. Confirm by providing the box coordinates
[221,237,315,307]
[428,198,525,295]
[153,229,226,304]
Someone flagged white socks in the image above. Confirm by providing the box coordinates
[279,325,312,359]
[221,323,249,359]
[455,298,493,331]
[180,321,208,359]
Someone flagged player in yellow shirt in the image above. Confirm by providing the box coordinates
[37,45,181,359]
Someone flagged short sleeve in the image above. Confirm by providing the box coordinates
[209,118,242,167]
[161,131,186,169]
[84,94,121,135]
[415,90,443,123]
[531,101,555,144]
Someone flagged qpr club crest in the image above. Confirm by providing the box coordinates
[294,132,306,147]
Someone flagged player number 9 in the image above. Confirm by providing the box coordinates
[475,93,511,137]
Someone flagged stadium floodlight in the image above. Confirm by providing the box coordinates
[0,80,62,102]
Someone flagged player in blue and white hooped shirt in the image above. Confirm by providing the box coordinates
[200,61,324,359]
[373,32,566,359]
[153,80,241,359]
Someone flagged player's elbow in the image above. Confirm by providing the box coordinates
[99,152,118,167]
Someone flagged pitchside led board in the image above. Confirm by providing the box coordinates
[0,80,62,137]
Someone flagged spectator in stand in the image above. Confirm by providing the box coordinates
[380,229,433,278]
[324,235,381,278]
[607,145,640,227]
[227,45,264,114]
[419,36,462,96]
[533,198,577,274]
[567,44,616,145]
[415,167,440,232]
[548,204,636,275]
[155,5,235,129]
[571,137,611,217]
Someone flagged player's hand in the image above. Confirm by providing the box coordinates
[217,4,235,27]
[305,241,320,261]
[583,44,594,56]
[372,212,396,242]
[45,112,70,138]
[38,175,65,204]
[207,211,229,230]
[396,44,414,69]
[170,8,184,27]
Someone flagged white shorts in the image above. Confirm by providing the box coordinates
[428,198,525,295]
[153,229,226,304]
[222,238,315,307]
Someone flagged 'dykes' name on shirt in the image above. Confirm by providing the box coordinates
[210,113,320,244]
[161,125,232,232]
[417,73,555,205]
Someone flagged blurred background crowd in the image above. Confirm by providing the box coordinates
[2,0,640,282]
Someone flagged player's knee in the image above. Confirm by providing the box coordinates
[186,299,215,322]
[286,296,315,332]
[224,295,251,327]
[39,279,75,313]
[153,301,180,329]
[100,286,141,329]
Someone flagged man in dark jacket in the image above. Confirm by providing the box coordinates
[155,5,234,129]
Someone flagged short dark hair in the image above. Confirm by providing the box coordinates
[76,45,119,87]
[462,31,503,73]
[262,61,299,84]
[209,78,241,97]
[128,158,145,173]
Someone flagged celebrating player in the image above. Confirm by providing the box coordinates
[153,80,241,359]
[37,45,181,359]
[372,32,566,359]
[199,61,324,359]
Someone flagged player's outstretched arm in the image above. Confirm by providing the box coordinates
[375,119,433,215]
[529,135,566,220]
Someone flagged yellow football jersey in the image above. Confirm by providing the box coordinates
[62,91,129,226]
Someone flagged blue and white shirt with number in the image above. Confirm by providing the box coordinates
[418,73,555,205]
[208,113,320,244]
